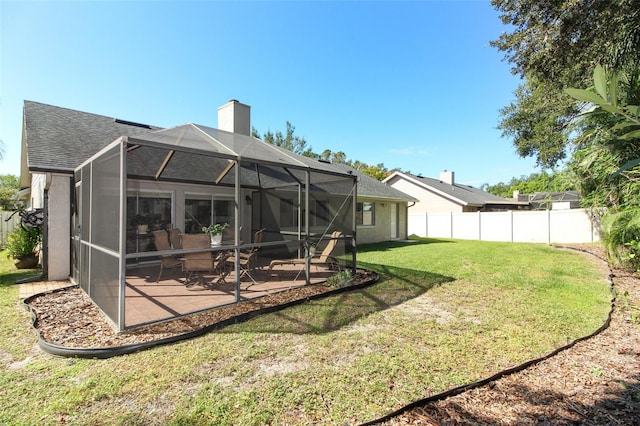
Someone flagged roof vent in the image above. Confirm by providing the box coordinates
[114,118,151,129]
[318,159,331,164]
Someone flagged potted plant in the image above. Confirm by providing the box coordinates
[202,223,229,245]
[133,214,153,234]
[5,226,42,269]
[307,241,317,256]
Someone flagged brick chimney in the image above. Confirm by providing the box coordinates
[217,99,251,136]
[440,170,455,185]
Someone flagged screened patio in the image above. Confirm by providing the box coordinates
[72,123,357,331]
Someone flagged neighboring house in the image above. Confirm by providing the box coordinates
[383,170,529,213]
[514,190,581,210]
[19,100,413,281]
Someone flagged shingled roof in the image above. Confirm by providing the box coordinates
[332,164,417,201]
[384,171,517,208]
[21,101,161,177]
[21,101,412,202]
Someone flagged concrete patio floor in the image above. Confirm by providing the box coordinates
[124,263,336,328]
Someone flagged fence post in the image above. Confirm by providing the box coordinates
[510,210,514,242]
[450,211,453,238]
[425,212,429,238]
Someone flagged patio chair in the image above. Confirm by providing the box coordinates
[267,231,342,279]
[152,230,182,283]
[227,229,264,285]
[168,228,182,250]
[181,234,229,287]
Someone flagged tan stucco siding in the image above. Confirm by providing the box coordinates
[47,174,71,280]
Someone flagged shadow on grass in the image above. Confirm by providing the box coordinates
[357,237,455,253]
[0,268,42,287]
[223,262,455,335]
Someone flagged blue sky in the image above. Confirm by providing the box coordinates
[0,0,540,187]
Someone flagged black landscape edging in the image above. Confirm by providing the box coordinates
[359,246,617,426]
[24,270,380,359]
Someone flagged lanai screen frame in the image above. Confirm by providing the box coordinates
[73,127,357,331]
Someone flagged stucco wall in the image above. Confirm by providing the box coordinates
[45,174,71,280]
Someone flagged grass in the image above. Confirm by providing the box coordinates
[0,240,611,425]
[0,252,42,362]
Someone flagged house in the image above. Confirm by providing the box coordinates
[19,100,413,329]
[383,170,529,213]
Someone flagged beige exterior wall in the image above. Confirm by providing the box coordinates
[386,177,463,213]
[356,200,408,244]
[47,174,71,280]
[30,173,72,280]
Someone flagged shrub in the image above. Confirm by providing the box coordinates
[5,226,42,258]
[326,269,353,288]
[602,208,640,270]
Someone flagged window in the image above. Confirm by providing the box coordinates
[280,198,297,228]
[126,190,173,256]
[313,200,330,227]
[356,202,375,226]
[184,194,234,234]
[127,191,173,232]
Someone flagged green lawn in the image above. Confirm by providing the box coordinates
[0,239,611,425]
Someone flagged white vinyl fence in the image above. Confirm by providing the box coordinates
[0,211,21,249]
[408,208,601,244]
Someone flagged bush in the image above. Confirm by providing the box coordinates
[5,226,42,258]
[602,208,640,270]
[326,269,353,288]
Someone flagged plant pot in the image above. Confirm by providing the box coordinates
[308,247,316,256]
[14,253,39,269]
[210,234,222,245]
[137,224,149,234]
